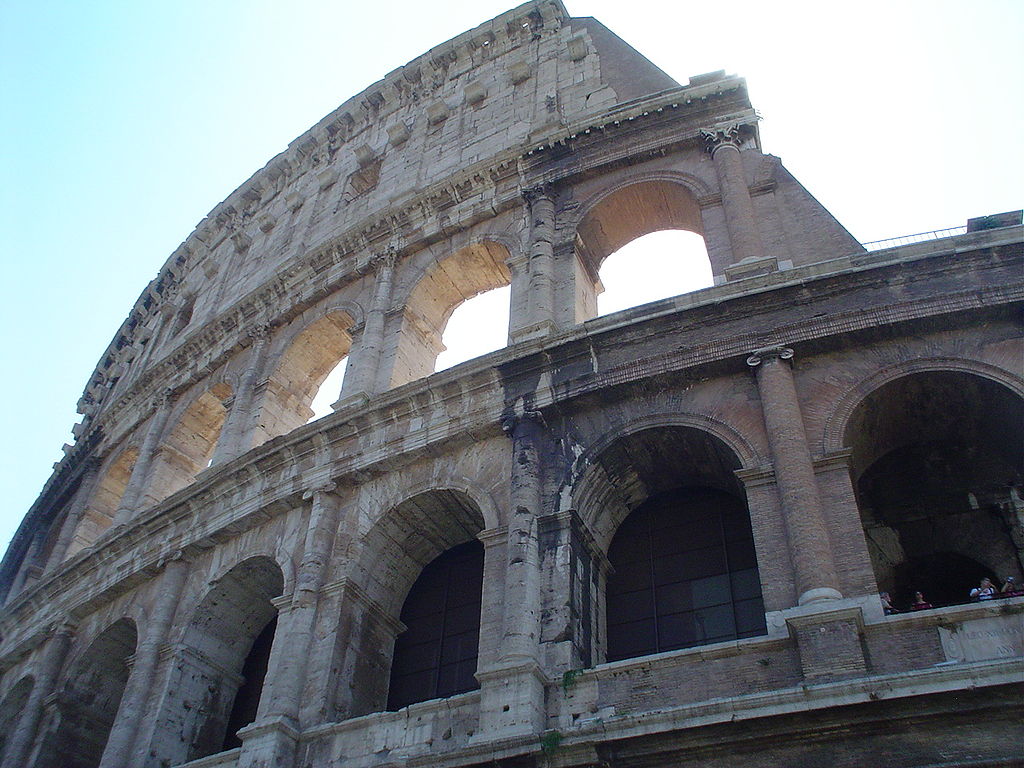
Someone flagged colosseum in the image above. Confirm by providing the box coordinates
[1,2,1021,767]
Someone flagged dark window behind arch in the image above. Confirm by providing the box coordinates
[222,614,277,750]
[606,487,766,662]
[387,540,483,710]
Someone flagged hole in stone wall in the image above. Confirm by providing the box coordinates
[597,230,712,316]
[435,286,510,371]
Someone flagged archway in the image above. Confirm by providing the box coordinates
[65,447,138,559]
[149,556,283,765]
[257,311,353,442]
[140,383,231,507]
[344,489,486,715]
[37,619,137,768]
[391,242,511,388]
[575,181,711,322]
[844,371,1024,610]
[578,425,766,663]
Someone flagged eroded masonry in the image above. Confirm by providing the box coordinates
[1,2,1021,767]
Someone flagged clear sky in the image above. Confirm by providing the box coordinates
[1,0,1021,557]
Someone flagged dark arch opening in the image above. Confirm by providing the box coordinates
[149,556,283,766]
[41,619,137,768]
[222,614,278,750]
[387,539,484,711]
[846,371,1024,607]
[607,487,765,661]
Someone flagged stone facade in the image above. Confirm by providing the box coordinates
[1,2,1022,767]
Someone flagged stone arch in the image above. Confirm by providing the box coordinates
[570,175,714,322]
[149,555,284,766]
[822,357,1024,455]
[141,382,232,506]
[36,618,137,768]
[389,240,512,388]
[342,489,487,715]
[569,424,767,664]
[256,309,356,444]
[571,423,755,555]
[65,446,139,559]
[838,368,1024,609]
[575,177,707,266]
[0,675,33,760]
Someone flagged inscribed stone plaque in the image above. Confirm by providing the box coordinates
[938,616,1024,662]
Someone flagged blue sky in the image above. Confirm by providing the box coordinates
[2,0,1021,556]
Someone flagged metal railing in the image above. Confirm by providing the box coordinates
[861,225,968,251]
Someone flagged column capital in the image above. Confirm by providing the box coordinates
[302,482,337,501]
[247,324,271,343]
[149,387,175,412]
[746,345,794,367]
[701,122,753,157]
[371,248,398,273]
[521,183,554,205]
[501,408,546,436]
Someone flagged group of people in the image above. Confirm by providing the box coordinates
[880,576,1022,615]
[969,576,1022,601]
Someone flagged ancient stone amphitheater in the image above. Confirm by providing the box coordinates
[1,2,1021,767]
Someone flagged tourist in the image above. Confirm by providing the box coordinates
[969,577,997,601]
[909,591,932,611]
[880,591,899,614]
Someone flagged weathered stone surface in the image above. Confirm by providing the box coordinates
[0,2,1021,767]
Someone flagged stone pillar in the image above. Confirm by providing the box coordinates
[337,252,395,404]
[747,346,841,605]
[114,390,175,526]
[1,622,74,768]
[100,554,188,768]
[44,459,101,571]
[237,484,340,768]
[702,123,767,266]
[210,325,271,465]
[474,409,546,740]
[510,187,557,343]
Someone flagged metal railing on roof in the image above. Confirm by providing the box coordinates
[861,226,968,251]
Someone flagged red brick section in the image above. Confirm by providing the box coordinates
[704,126,766,264]
[748,348,841,605]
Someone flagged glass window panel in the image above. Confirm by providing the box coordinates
[606,617,657,661]
[606,486,766,662]
[694,604,735,641]
[388,540,483,709]
[730,569,762,601]
[608,588,655,623]
[733,597,767,635]
[691,574,731,608]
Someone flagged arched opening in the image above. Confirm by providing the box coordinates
[845,371,1024,610]
[141,383,231,507]
[0,676,33,759]
[582,426,766,663]
[65,447,138,559]
[435,285,511,371]
[391,241,511,388]
[258,312,352,442]
[344,490,485,716]
[38,619,137,768]
[575,181,711,322]
[149,556,283,765]
[221,615,277,750]
[387,540,484,710]
[597,231,713,316]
